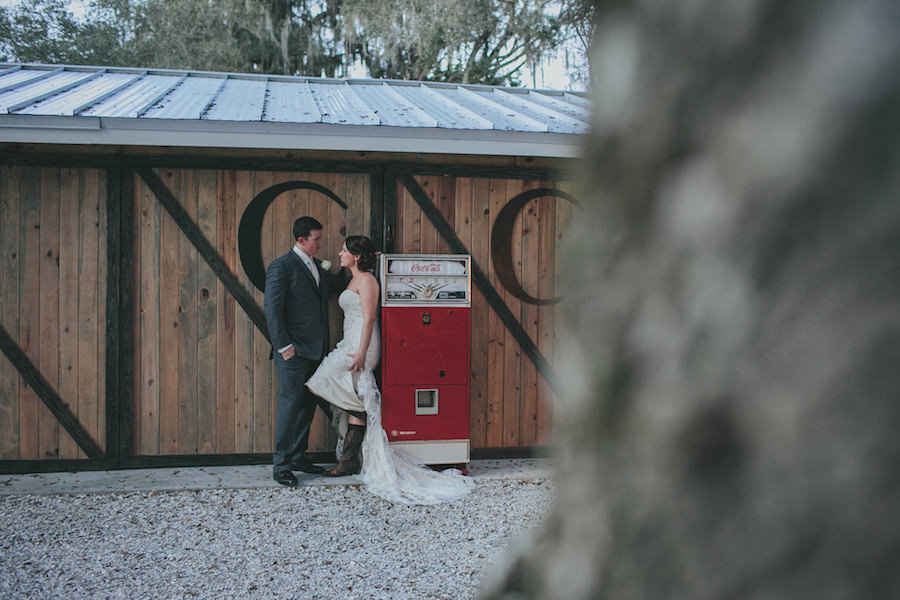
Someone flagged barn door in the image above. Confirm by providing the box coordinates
[0,166,111,471]
[128,167,370,461]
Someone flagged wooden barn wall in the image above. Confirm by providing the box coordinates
[393,175,575,450]
[132,168,370,457]
[0,159,574,470]
[0,166,108,460]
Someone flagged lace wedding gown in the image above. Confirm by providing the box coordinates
[307,289,474,505]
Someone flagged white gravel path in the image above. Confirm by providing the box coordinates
[0,478,552,599]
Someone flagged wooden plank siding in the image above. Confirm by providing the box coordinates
[0,167,21,458]
[58,168,80,458]
[131,168,369,457]
[215,170,238,455]
[196,169,218,455]
[394,175,568,451]
[0,166,107,460]
[517,178,539,448]
[486,178,509,448]
[549,181,577,441]
[1,162,570,466]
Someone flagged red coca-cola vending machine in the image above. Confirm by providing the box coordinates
[379,254,471,467]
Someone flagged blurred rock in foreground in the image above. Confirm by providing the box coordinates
[482,0,900,598]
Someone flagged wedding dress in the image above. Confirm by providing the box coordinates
[307,289,474,505]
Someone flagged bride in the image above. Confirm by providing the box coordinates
[306,235,474,504]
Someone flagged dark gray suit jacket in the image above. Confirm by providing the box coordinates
[263,250,333,361]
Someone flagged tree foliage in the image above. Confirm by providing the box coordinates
[0,0,89,64]
[0,0,587,86]
[227,0,346,76]
[557,0,594,88]
[342,0,561,85]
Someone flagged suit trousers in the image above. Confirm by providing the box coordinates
[272,353,331,473]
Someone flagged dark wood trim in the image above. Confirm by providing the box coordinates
[0,323,105,459]
[104,166,122,464]
[398,174,564,396]
[0,150,120,170]
[119,453,271,469]
[1,150,576,182]
[0,150,383,174]
[470,446,552,460]
[116,165,137,464]
[136,167,270,342]
[383,169,398,254]
[369,169,385,251]
[127,155,386,174]
[121,447,547,467]
[0,448,543,474]
[386,161,577,182]
[0,458,118,474]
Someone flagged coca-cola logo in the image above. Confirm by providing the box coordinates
[410,263,441,273]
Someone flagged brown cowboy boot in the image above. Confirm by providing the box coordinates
[326,423,365,476]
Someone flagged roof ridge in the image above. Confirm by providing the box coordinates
[0,62,586,96]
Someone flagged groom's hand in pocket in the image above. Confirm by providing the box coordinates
[280,345,296,360]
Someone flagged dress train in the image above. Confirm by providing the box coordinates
[308,290,474,504]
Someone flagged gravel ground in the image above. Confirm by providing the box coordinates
[0,478,552,599]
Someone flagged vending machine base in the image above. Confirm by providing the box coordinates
[390,439,470,466]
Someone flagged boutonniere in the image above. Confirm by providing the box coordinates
[320,260,332,272]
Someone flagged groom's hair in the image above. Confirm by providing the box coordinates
[293,216,323,241]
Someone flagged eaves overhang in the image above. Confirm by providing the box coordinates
[0,63,589,160]
[0,114,582,158]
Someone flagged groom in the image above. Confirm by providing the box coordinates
[264,216,343,486]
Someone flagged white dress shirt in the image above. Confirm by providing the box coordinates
[293,246,319,285]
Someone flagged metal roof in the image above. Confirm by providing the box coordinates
[0,63,589,158]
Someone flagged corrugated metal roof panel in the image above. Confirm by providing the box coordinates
[0,66,61,93]
[0,69,98,113]
[390,83,493,129]
[308,81,379,126]
[562,92,590,109]
[80,74,176,117]
[433,85,549,132]
[520,90,591,122]
[16,71,139,116]
[265,79,320,122]
[204,77,267,121]
[0,63,588,158]
[142,74,226,119]
[474,89,589,133]
[346,82,438,128]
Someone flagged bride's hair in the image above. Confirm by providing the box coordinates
[345,235,377,271]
